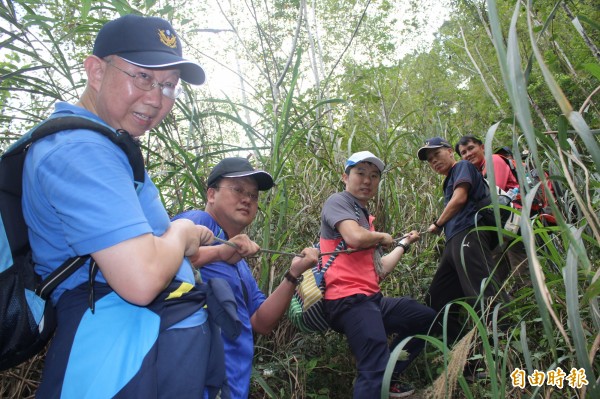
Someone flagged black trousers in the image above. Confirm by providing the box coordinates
[425,227,508,344]
[325,292,435,399]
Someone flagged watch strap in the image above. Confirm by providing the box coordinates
[396,241,410,252]
[284,269,303,285]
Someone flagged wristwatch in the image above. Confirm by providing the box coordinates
[396,242,410,253]
[396,241,411,252]
[284,269,304,286]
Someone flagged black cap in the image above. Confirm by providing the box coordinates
[93,14,205,85]
[417,137,453,161]
[494,146,513,157]
[207,157,274,191]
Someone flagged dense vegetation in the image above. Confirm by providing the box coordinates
[1,0,598,397]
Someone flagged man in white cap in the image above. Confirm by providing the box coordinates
[319,151,435,398]
[23,14,227,398]
[173,157,319,399]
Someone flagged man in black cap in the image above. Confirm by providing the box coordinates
[455,135,529,289]
[23,14,227,398]
[173,157,319,399]
[417,137,508,349]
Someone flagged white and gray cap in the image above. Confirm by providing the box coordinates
[345,151,385,173]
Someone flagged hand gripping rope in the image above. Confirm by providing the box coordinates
[211,230,428,259]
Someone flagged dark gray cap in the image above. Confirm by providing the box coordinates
[207,157,274,191]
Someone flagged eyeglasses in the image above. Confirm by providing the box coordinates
[104,59,183,100]
[216,186,260,202]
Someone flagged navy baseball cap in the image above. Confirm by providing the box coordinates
[417,137,452,160]
[93,14,205,85]
[495,146,513,157]
[207,157,274,191]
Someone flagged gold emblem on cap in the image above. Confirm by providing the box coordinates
[158,29,177,48]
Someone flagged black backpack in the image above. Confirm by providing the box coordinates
[0,115,145,370]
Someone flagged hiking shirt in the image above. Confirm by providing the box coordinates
[480,154,519,191]
[320,191,379,300]
[442,160,490,241]
[22,102,209,397]
[172,210,267,399]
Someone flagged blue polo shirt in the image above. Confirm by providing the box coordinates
[23,103,211,398]
[173,210,267,399]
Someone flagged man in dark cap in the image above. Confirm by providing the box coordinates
[23,14,227,397]
[417,138,508,350]
[455,135,529,288]
[173,157,319,399]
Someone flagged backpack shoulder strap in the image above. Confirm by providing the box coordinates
[5,115,146,299]
[39,116,145,189]
[497,154,518,180]
[36,255,90,300]
[319,201,361,275]
[4,115,145,190]
[319,239,347,274]
[482,154,517,181]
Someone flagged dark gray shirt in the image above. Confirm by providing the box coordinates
[320,191,369,239]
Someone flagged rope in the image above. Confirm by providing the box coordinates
[212,236,304,257]
[211,229,428,258]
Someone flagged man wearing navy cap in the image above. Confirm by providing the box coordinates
[173,157,319,399]
[455,135,528,289]
[318,151,435,398]
[23,15,227,397]
[417,138,508,355]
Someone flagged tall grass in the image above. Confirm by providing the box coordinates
[421,1,600,397]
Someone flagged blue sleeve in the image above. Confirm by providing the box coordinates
[452,161,475,190]
[27,133,151,255]
[173,210,226,239]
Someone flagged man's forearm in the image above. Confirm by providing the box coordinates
[340,223,389,248]
[250,279,296,335]
[189,245,226,267]
[435,185,469,227]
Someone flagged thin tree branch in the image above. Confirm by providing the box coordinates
[321,0,372,96]
[460,25,503,111]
